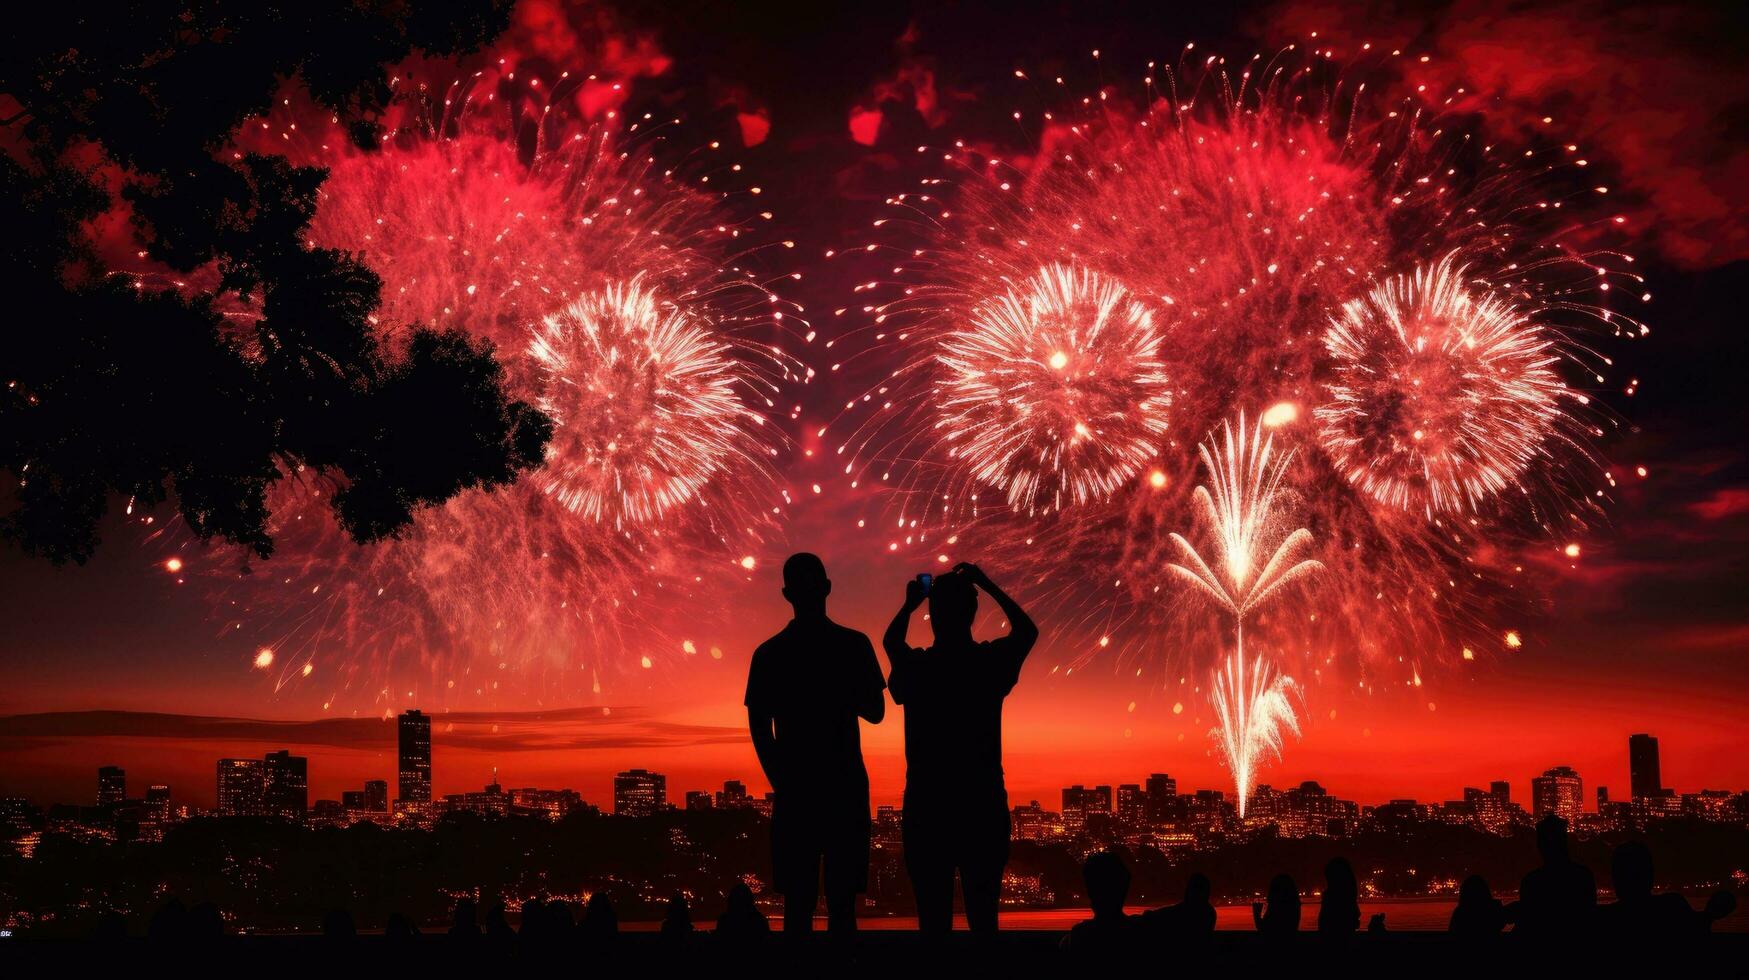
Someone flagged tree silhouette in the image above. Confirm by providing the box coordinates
[1,1,548,564]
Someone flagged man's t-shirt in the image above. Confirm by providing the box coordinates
[744,617,886,807]
[888,634,1031,800]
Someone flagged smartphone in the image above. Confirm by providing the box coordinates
[916,573,932,595]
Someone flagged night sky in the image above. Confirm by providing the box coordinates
[3,0,1747,813]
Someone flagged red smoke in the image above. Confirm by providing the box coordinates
[1267,0,1749,270]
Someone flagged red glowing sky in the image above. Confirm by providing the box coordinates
[3,0,1747,811]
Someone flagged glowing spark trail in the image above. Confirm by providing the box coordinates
[1167,414,1322,817]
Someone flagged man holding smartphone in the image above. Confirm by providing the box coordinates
[883,561,1038,935]
[746,553,887,934]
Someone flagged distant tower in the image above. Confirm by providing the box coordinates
[398,710,432,803]
[97,766,126,806]
[363,780,389,812]
[1489,780,1511,804]
[1628,734,1663,800]
[612,769,666,816]
[263,750,309,819]
[1531,766,1583,822]
[217,758,265,816]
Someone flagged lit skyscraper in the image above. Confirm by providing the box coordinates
[1116,784,1145,825]
[398,710,432,803]
[1629,734,1663,800]
[1531,766,1583,822]
[97,766,126,806]
[217,758,265,816]
[263,750,308,820]
[364,779,389,812]
[613,769,666,816]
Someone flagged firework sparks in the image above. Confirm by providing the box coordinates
[150,70,801,706]
[937,263,1172,515]
[1316,254,1573,517]
[837,45,1636,691]
[1166,414,1321,817]
[528,279,770,529]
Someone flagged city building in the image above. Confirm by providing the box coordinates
[715,780,750,809]
[1144,773,1177,821]
[263,750,308,820]
[1531,766,1584,822]
[1116,784,1145,825]
[685,791,713,811]
[1061,784,1111,836]
[216,758,265,817]
[364,779,389,813]
[97,766,126,806]
[1629,733,1665,800]
[613,769,666,816]
[398,710,432,803]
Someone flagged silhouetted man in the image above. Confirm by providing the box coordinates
[884,562,1037,934]
[1514,815,1596,938]
[746,553,886,934]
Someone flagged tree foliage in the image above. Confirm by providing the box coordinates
[0,1,549,564]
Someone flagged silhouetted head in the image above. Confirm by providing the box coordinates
[1458,875,1492,906]
[1184,872,1212,906]
[322,908,356,939]
[1324,856,1358,900]
[781,553,831,617]
[927,569,978,637]
[452,898,477,931]
[1610,840,1654,901]
[188,902,224,937]
[1268,874,1300,909]
[1082,851,1131,917]
[1705,890,1737,922]
[726,882,757,914]
[665,892,691,924]
[1535,815,1570,863]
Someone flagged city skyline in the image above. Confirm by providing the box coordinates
[10,726,1739,827]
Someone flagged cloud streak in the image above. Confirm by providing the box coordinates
[0,707,746,753]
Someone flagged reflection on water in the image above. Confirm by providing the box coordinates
[826,897,1748,933]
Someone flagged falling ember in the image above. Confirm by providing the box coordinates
[163,557,183,574]
[1564,543,1582,558]
[1261,402,1299,428]
[1505,630,1524,649]
[740,556,757,570]
[253,648,275,669]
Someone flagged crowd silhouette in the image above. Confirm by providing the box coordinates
[77,822,1732,969]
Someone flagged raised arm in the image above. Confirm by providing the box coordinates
[957,562,1038,650]
[884,578,926,704]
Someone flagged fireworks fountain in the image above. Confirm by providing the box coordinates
[1166,414,1322,817]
